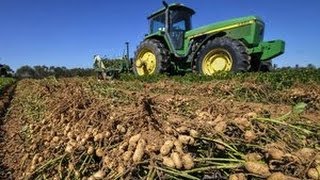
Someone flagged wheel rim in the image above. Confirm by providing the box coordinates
[202,48,233,75]
[135,48,156,76]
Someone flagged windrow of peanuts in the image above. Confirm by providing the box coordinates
[1,78,320,180]
[24,109,320,180]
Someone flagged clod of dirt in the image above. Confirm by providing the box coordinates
[229,173,246,180]
[214,121,227,133]
[232,117,251,130]
[245,161,271,177]
[160,140,174,156]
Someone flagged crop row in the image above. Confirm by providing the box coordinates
[119,68,320,89]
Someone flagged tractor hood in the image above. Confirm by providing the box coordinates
[185,16,263,39]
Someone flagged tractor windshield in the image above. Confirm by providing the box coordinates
[169,10,192,32]
[150,13,166,34]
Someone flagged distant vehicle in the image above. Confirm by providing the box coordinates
[133,1,285,76]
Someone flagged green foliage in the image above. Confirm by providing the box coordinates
[0,77,15,94]
[292,102,307,115]
[16,65,95,79]
[120,73,168,83]
[255,68,320,89]
[119,68,320,89]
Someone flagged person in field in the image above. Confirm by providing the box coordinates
[93,55,107,80]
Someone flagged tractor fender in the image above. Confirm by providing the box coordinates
[189,32,226,69]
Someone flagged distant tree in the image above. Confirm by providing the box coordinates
[15,65,95,79]
[52,66,68,78]
[307,64,316,69]
[16,65,36,78]
[34,65,50,78]
[0,64,14,77]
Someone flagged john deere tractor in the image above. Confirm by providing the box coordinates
[133,2,285,76]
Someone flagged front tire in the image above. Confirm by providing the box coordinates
[133,39,170,76]
[195,37,250,75]
[260,61,273,72]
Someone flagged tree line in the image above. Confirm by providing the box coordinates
[14,65,95,79]
[0,62,319,79]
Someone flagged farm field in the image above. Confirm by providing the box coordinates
[0,70,320,179]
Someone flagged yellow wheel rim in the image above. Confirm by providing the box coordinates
[135,48,157,76]
[202,48,233,75]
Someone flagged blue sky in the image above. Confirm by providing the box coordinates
[1,0,320,70]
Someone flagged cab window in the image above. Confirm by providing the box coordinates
[150,13,165,34]
[170,10,192,32]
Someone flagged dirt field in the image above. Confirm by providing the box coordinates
[0,76,319,179]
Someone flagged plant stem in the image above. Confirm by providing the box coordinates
[200,137,244,158]
[183,164,242,174]
[195,158,245,163]
[255,117,312,134]
[154,166,200,180]
[31,154,66,177]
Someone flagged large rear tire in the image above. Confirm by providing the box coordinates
[133,39,170,76]
[195,37,250,75]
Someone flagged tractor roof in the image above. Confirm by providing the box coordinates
[148,3,195,19]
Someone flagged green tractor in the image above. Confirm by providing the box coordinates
[133,2,285,76]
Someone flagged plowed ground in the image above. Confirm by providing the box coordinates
[0,77,319,180]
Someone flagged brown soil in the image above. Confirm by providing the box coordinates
[0,78,319,179]
[0,84,16,179]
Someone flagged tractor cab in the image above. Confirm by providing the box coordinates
[148,3,195,50]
